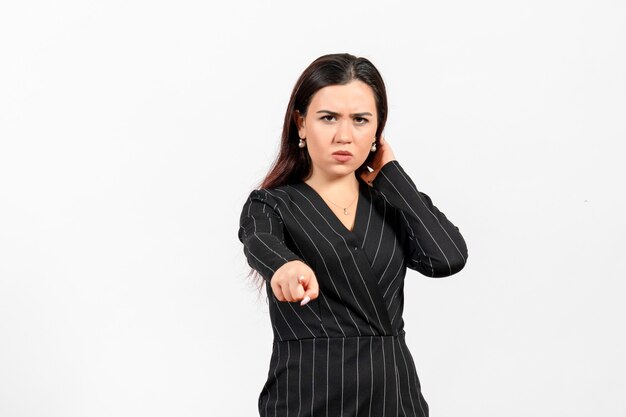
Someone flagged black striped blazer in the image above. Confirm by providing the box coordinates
[238,159,468,417]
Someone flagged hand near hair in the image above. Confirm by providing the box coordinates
[360,135,396,185]
[270,260,319,306]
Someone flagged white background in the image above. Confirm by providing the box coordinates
[1,1,625,416]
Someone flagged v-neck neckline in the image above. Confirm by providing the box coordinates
[299,176,368,237]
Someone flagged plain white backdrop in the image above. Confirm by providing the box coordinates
[1,1,625,416]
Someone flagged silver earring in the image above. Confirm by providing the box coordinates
[370,141,377,152]
[299,138,306,148]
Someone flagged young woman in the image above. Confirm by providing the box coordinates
[238,53,468,417]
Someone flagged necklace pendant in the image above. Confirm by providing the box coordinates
[343,208,349,215]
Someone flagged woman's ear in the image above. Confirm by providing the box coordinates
[294,110,306,138]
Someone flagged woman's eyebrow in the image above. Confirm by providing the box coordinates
[316,110,373,117]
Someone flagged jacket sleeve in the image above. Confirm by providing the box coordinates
[238,189,303,282]
[371,160,468,278]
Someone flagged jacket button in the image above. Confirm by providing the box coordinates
[354,246,358,251]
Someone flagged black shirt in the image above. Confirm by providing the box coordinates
[238,159,468,417]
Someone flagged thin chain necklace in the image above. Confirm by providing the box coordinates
[323,190,359,215]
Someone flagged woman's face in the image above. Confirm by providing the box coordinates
[296,80,378,181]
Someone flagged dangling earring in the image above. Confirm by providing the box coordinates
[299,138,306,148]
[370,140,377,152]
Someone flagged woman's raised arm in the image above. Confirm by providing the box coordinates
[372,160,468,278]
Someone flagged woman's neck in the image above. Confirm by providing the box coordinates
[304,172,360,202]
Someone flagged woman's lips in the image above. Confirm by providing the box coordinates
[332,154,353,162]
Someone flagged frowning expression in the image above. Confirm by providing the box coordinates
[296,80,378,180]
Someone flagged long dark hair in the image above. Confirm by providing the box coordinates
[259,52,388,189]
[247,53,389,292]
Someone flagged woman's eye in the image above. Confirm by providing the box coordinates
[354,117,368,124]
[321,115,335,122]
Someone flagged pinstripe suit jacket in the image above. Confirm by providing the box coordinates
[238,159,468,417]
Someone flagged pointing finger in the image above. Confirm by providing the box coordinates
[289,276,305,301]
[300,274,319,306]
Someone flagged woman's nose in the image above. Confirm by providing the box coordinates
[336,120,351,142]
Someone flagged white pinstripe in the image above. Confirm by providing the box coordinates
[368,337,373,417]
[273,298,299,339]
[286,302,317,338]
[273,324,284,342]
[395,337,417,417]
[263,385,271,417]
[286,342,290,417]
[381,336,387,417]
[391,338,402,417]
[382,256,404,298]
[242,241,277,275]
[298,341,302,417]
[274,343,280,417]
[371,201,386,267]
[325,338,329,417]
[311,340,315,417]
[361,187,374,247]
[398,339,426,415]
[389,288,404,325]
[386,284,402,311]
[247,231,287,264]
[377,233,397,285]
[341,338,345,417]
[356,336,360,417]
[401,211,436,277]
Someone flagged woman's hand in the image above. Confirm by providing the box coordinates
[270,260,319,306]
[360,135,396,185]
